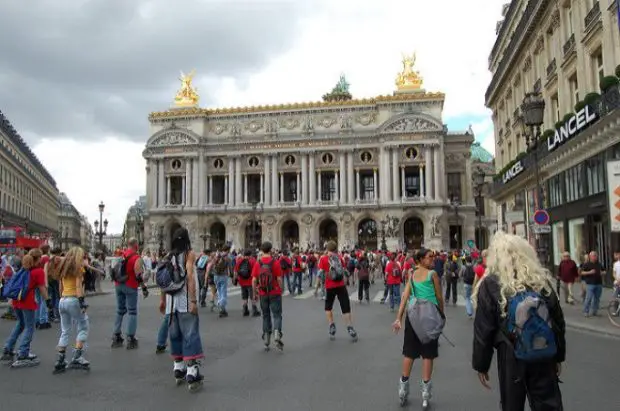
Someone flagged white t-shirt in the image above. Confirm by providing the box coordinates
[165,252,199,314]
[613,260,620,282]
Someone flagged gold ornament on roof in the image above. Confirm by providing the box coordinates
[396,53,423,91]
[174,70,200,107]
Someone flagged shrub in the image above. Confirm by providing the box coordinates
[583,92,600,106]
[555,121,564,130]
[562,113,574,124]
[574,100,586,112]
[615,64,620,78]
[600,75,620,92]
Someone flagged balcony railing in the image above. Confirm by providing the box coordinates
[563,33,575,58]
[533,78,542,93]
[546,58,556,79]
[584,1,601,32]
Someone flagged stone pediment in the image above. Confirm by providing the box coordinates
[147,128,200,147]
[380,114,442,134]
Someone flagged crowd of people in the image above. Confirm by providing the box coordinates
[2,229,620,409]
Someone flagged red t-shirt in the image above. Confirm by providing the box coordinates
[279,256,292,275]
[116,249,140,289]
[474,264,486,279]
[385,261,403,285]
[13,267,45,311]
[251,256,283,296]
[235,257,256,287]
[318,254,346,289]
[291,255,304,273]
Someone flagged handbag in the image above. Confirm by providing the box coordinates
[407,270,446,344]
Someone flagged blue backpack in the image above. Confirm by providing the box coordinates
[196,255,208,270]
[2,267,31,301]
[506,290,557,362]
[156,252,187,295]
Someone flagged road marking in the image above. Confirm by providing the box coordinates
[372,290,384,303]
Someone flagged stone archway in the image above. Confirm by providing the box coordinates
[357,218,378,250]
[403,217,424,250]
[244,219,262,250]
[281,220,299,250]
[209,222,226,250]
[319,219,338,249]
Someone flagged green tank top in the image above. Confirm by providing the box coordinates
[409,270,438,306]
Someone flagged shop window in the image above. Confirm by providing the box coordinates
[568,218,586,264]
[564,163,584,203]
[586,155,605,196]
[552,221,565,267]
[547,174,563,208]
[447,173,461,202]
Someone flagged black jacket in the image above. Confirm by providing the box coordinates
[472,275,566,373]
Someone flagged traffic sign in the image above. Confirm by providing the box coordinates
[533,210,550,225]
[533,225,551,234]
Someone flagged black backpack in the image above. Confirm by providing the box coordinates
[112,253,135,283]
[238,259,251,279]
[292,256,301,270]
[462,265,475,285]
[280,258,290,271]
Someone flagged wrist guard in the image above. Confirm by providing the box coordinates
[78,297,88,310]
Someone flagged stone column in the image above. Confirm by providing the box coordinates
[317,170,322,202]
[309,153,316,205]
[379,146,388,202]
[433,145,441,201]
[224,176,229,205]
[438,142,446,201]
[166,177,171,205]
[355,169,360,201]
[347,152,354,203]
[424,145,433,200]
[400,166,406,200]
[465,154,473,204]
[279,172,284,203]
[420,165,425,198]
[296,172,301,203]
[146,161,154,209]
[264,156,271,206]
[158,160,165,208]
[373,168,378,200]
[301,153,308,205]
[243,173,248,204]
[185,159,192,205]
[339,152,346,204]
[208,176,213,205]
[235,156,242,206]
[198,154,205,207]
[192,157,199,207]
[392,148,399,201]
[335,170,340,202]
[181,177,186,206]
[228,158,235,205]
[260,173,264,204]
[271,155,278,204]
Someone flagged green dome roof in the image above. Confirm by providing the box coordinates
[471,141,494,163]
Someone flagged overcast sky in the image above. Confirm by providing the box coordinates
[0,0,504,233]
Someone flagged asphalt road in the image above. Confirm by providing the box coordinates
[0,283,617,411]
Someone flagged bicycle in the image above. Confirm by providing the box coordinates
[607,287,620,327]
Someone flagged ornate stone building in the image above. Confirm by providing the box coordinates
[123,196,147,247]
[57,192,84,250]
[143,57,478,252]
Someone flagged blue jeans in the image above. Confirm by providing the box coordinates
[464,284,473,317]
[583,284,602,315]
[308,267,317,287]
[35,290,49,324]
[58,297,89,347]
[113,284,138,337]
[283,274,293,293]
[259,295,282,336]
[169,312,203,361]
[388,283,401,309]
[214,275,228,310]
[48,281,61,320]
[4,308,35,357]
[157,314,170,347]
[293,271,303,294]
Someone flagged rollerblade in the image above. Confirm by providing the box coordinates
[155,345,167,354]
[421,380,432,410]
[274,330,284,351]
[0,348,15,363]
[210,301,216,312]
[10,353,40,368]
[242,304,250,317]
[186,361,203,392]
[53,351,68,374]
[68,349,90,371]
[219,309,228,318]
[126,336,139,350]
[173,361,186,385]
[329,323,336,341]
[111,333,124,348]
[347,326,358,342]
[251,305,261,317]
[398,378,410,407]
[262,331,271,351]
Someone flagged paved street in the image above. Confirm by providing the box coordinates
[0,282,618,411]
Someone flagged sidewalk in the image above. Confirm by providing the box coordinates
[559,293,620,338]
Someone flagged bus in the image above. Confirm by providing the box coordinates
[0,226,44,252]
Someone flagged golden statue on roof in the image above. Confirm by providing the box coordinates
[174,70,199,107]
[395,53,424,92]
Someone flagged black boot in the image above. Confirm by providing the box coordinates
[251,305,261,317]
[53,351,67,374]
[126,336,139,350]
[111,333,124,348]
[242,304,250,317]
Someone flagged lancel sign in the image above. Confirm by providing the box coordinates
[547,105,598,152]
[502,160,524,184]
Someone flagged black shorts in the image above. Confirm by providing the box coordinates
[241,286,253,300]
[207,274,215,286]
[403,316,438,360]
[325,286,351,314]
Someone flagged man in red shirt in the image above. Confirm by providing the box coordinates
[111,238,145,350]
[290,248,305,296]
[234,250,260,317]
[252,242,283,351]
[317,241,358,341]
[385,253,403,312]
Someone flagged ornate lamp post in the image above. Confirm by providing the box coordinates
[158,225,165,257]
[449,196,461,250]
[134,209,144,248]
[246,201,262,249]
[379,217,388,251]
[520,91,547,262]
[94,201,107,249]
[199,228,210,251]
[473,169,486,249]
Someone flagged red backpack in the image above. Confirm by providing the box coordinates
[258,258,276,293]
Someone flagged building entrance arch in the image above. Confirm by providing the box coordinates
[209,222,226,250]
[403,217,424,250]
[281,220,299,250]
[319,219,338,248]
[357,218,377,250]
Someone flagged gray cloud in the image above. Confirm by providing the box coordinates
[0,0,321,142]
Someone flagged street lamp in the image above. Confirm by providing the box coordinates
[473,169,486,249]
[379,217,388,251]
[158,225,165,257]
[134,209,144,248]
[449,196,461,250]
[520,91,547,262]
[199,229,210,251]
[246,202,262,249]
[94,201,107,248]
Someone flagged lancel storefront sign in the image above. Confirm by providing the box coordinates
[502,160,524,183]
[547,105,598,152]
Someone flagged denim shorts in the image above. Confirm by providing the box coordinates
[169,312,203,361]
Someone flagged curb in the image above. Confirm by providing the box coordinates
[564,319,620,339]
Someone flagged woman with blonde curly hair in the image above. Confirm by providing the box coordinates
[472,231,565,411]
